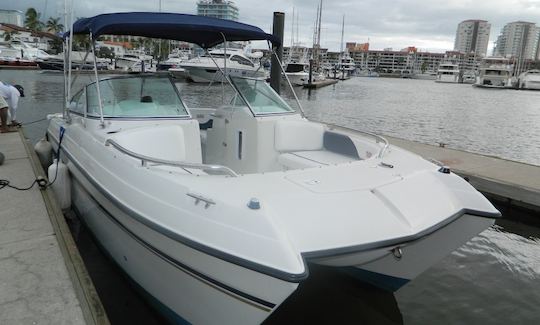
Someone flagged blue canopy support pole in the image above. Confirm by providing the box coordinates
[89,32,105,127]
[270,43,305,117]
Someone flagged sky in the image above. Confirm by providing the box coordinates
[5,0,540,53]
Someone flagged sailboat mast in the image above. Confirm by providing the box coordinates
[317,0,322,46]
[340,14,345,55]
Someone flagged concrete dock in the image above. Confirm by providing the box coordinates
[0,131,108,325]
[387,136,540,213]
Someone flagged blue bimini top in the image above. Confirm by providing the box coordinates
[69,12,280,48]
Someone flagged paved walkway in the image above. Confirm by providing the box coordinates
[387,136,540,210]
[0,131,86,325]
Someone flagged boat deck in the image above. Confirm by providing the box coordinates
[387,136,540,212]
[0,130,108,324]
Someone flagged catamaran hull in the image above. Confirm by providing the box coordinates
[62,153,298,324]
[310,214,494,291]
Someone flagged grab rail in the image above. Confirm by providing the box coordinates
[323,122,389,159]
[105,139,238,177]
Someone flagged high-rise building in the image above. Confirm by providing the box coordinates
[197,0,239,21]
[454,20,491,57]
[0,9,24,27]
[493,21,540,60]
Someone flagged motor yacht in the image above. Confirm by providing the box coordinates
[474,57,513,88]
[157,49,191,71]
[435,62,460,83]
[180,49,265,83]
[115,50,155,72]
[517,69,540,90]
[45,12,500,324]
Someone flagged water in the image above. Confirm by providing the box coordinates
[2,70,540,323]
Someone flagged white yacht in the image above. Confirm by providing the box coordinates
[436,62,460,83]
[474,57,513,88]
[157,49,190,71]
[115,50,155,72]
[44,12,500,325]
[283,62,309,86]
[517,69,540,90]
[461,70,477,84]
[180,49,265,83]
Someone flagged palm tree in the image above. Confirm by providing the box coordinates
[46,17,64,34]
[24,8,44,31]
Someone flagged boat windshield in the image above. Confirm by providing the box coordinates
[230,77,295,115]
[86,76,189,118]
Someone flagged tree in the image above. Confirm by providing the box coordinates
[24,8,44,31]
[46,17,64,34]
[421,61,428,73]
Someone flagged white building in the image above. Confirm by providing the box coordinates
[494,21,540,60]
[454,19,490,57]
[197,0,239,21]
[0,9,23,27]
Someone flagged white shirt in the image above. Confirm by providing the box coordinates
[0,82,21,120]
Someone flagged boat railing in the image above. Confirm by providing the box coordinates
[105,139,239,177]
[321,122,389,158]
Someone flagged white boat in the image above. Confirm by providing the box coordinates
[180,49,266,83]
[284,62,309,86]
[45,12,500,324]
[518,69,540,90]
[474,57,513,88]
[462,70,477,84]
[157,49,190,71]
[115,50,155,72]
[357,69,380,78]
[436,62,460,83]
[5,39,52,60]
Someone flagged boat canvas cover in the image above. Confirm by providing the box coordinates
[68,12,281,48]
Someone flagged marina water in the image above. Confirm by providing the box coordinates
[3,69,540,324]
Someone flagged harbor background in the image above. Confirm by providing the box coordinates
[2,69,540,324]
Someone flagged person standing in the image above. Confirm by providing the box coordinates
[0,82,25,132]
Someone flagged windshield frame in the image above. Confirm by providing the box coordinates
[228,76,297,117]
[83,74,192,120]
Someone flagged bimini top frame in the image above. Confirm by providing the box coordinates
[63,12,305,125]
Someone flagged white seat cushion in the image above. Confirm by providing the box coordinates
[274,120,325,152]
[278,150,356,170]
[109,125,186,162]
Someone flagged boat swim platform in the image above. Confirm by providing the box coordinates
[0,130,108,325]
[386,136,540,214]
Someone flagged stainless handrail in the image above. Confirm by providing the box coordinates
[323,122,389,159]
[105,139,238,177]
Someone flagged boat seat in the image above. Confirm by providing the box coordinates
[278,150,357,170]
[109,125,187,162]
[274,120,360,170]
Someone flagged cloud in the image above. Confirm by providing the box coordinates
[4,0,540,52]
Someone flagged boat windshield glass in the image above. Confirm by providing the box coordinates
[86,77,188,118]
[230,77,295,115]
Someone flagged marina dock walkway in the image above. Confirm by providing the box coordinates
[387,136,540,212]
[0,131,107,325]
